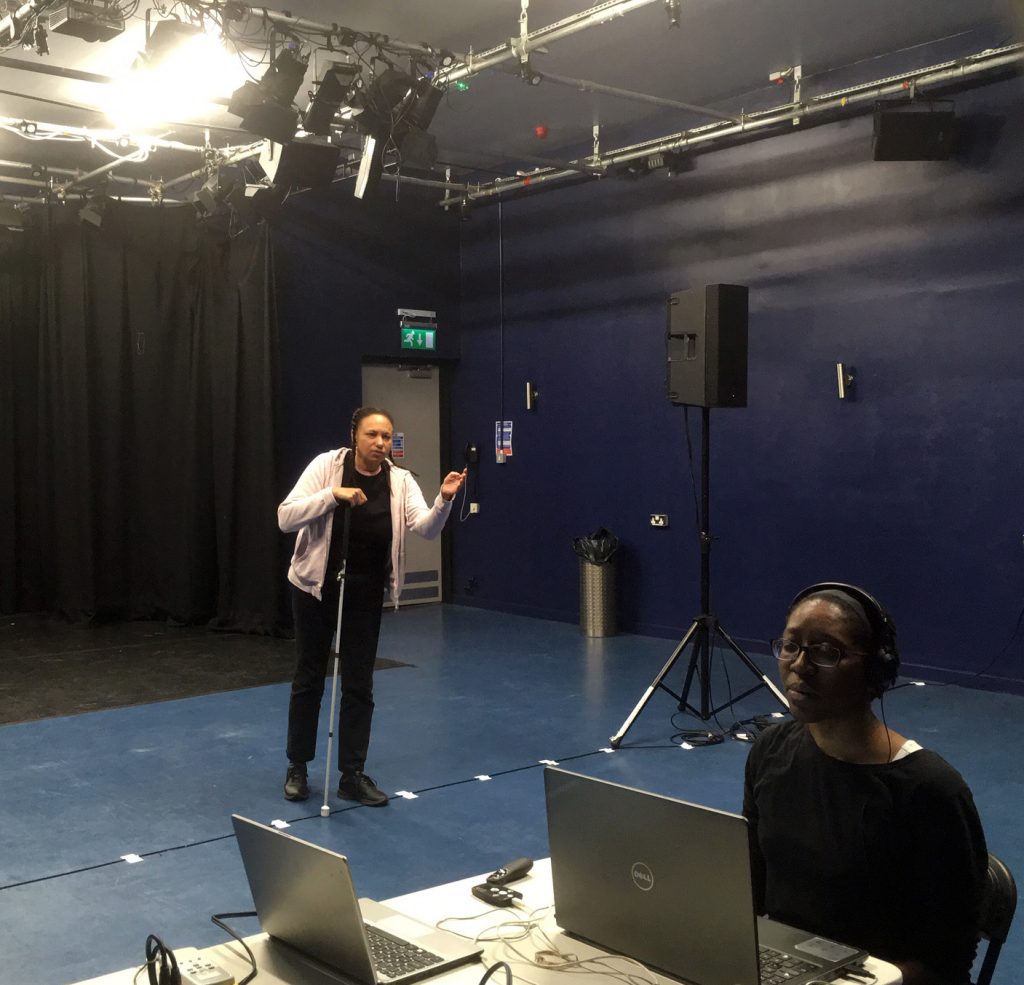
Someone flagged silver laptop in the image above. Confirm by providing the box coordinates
[543,768,866,985]
[232,815,482,985]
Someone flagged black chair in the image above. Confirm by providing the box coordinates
[974,852,1017,985]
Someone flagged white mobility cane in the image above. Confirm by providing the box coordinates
[321,502,352,818]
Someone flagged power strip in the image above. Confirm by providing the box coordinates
[174,947,235,985]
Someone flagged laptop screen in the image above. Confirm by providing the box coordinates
[232,814,377,982]
[544,767,762,985]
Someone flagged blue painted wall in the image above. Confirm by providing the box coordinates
[447,77,1024,691]
[272,183,462,489]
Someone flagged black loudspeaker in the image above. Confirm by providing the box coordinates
[873,103,956,161]
[666,284,748,408]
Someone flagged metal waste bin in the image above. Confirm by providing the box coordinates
[578,558,616,637]
[573,528,619,637]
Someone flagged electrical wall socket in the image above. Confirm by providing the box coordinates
[470,503,480,514]
[650,514,669,528]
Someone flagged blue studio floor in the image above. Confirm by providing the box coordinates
[1,605,1021,985]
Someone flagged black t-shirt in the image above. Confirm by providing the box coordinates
[743,720,988,982]
[325,455,392,581]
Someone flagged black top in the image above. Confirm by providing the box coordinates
[326,455,392,581]
[743,720,988,983]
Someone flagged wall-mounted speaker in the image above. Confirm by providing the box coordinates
[873,103,957,161]
[666,284,748,408]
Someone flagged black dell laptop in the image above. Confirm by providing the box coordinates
[543,768,867,985]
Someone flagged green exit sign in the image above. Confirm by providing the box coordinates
[401,328,436,351]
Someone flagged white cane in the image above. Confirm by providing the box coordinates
[321,503,351,818]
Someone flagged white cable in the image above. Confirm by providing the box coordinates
[475,905,660,985]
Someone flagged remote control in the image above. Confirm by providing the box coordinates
[176,948,235,985]
[486,856,534,886]
[472,883,523,907]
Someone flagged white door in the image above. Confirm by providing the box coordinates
[361,363,443,607]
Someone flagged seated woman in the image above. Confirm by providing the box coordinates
[743,582,988,985]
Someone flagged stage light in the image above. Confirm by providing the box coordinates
[520,64,543,86]
[394,77,442,168]
[349,69,416,197]
[357,68,416,137]
[302,63,363,136]
[0,202,26,229]
[194,170,236,215]
[258,139,340,190]
[353,133,383,199]
[228,47,308,143]
[79,196,107,227]
[104,20,245,131]
[665,0,681,27]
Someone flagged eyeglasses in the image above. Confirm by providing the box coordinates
[771,638,847,669]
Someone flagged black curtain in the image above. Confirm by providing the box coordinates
[0,203,287,632]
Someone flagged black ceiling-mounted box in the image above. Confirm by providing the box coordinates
[49,0,124,42]
[873,102,957,161]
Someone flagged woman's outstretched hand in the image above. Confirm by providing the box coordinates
[440,469,468,502]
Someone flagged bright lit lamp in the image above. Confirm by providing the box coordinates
[104,20,246,131]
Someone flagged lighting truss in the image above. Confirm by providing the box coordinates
[443,42,1024,209]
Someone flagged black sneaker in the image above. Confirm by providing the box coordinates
[284,762,309,801]
[338,771,389,806]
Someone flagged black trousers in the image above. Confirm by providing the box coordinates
[286,575,386,773]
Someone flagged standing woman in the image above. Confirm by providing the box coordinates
[277,407,466,806]
[743,583,988,985]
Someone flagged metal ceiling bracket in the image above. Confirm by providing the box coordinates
[516,0,529,62]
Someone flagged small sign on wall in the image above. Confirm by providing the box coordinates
[392,432,405,459]
[494,420,513,458]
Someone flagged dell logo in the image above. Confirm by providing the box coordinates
[631,862,654,891]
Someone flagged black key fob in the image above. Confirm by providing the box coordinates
[472,883,522,907]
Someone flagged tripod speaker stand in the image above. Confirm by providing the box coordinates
[610,284,788,748]
[610,407,787,746]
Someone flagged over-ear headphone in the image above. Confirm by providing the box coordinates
[789,582,900,696]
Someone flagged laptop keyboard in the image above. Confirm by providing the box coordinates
[365,924,443,981]
[758,945,818,985]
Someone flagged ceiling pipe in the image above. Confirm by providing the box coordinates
[380,172,467,192]
[533,70,742,124]
[159,142,265,191]
[0,193,181,204]
[63,150,151,192]
[445,42,1024,206]
[438,0,661,84]
[228,4,440,58]
[0,116,261,156]
[0,158,165,195]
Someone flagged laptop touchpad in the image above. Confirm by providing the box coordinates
[795,938,860,963]
[373,914,434,941]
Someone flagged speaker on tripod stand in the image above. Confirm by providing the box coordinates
[610,285,787,748]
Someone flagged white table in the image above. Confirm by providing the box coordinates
[387,859,901,985]
[75,859,900,985]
